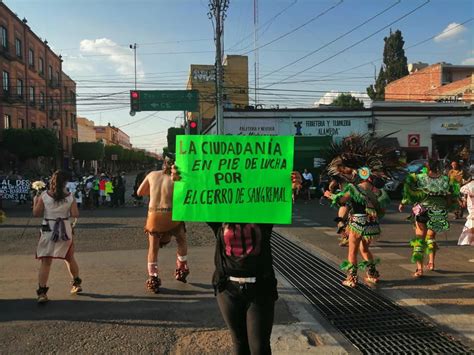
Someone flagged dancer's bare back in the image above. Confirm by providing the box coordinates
[138,170,179,232]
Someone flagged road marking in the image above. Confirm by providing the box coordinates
[469,259,474,263]
[324,231,339,237]
[304,222,321,226]
[297,218,312,222]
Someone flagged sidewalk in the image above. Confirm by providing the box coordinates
[0,244,348,354]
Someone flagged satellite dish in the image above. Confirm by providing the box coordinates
[129,110,136,116]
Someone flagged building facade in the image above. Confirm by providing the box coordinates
[385,63,474,103]
[77,116,96,142]
[0,2,77,168]
[94,123,131,149]
[186,55,249,131]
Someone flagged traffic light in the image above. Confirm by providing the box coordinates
[130,90,140,112]
[189,120,198,135]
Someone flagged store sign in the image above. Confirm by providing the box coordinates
[192,69,214,82]
[225,117,370,137]
[408,134,420,147]
[431,117,472,135]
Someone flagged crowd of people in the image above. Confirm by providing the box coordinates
[0,138,472,355]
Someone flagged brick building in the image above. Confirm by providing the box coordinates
[385,63,474,103]
[0,2,77,168]
[77,116,96,142]
[94,123,131,149]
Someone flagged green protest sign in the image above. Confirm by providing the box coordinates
[172,135,294,224]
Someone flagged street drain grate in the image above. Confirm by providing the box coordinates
[271,231,473,354]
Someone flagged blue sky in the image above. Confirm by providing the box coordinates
[5,0,473,152]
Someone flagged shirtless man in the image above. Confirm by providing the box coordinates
[137,157,189,293]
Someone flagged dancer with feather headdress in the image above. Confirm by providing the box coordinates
[324,134,400,287]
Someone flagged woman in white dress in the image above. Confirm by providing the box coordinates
[458,165,474,246]
[33,170,82,303]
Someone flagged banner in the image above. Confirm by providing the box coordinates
[172,135,294,224]
[0,179,31,200]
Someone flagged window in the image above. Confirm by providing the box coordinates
[70,91,76,104]
[18,118,25,129]
[2,70,9,94]
[39,92,45,109]
[70,113,74,129]
[30,122,36,129]
[3,114,11,129]
[48,65,52,81]
[15,38,22,58]
[29,86,35,104]
[28,49,34,67]
[65,110,69,127]
[39,57,44,75]
[16,78,23,98]
[0,26,7,49]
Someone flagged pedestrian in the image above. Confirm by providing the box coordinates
[399,160,461,277]
[171,164,299,354]
[323,135,396,287]
[99,174,107,206]
[458,165,474,246]
[33,170,82,303]
[302,168,313,200]
[137,155,189,293]
[448,160,465,219]
[105,178,114,207]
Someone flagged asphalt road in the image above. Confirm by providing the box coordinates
[1,186,473,353]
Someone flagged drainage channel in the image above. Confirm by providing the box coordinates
[271,231,473,355]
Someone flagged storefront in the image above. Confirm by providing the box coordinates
[431,116,474,162]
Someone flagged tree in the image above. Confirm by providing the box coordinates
[331,93,364,109]
[72,142,104,161]
[2,129,58,160]
[367,29,409,101]
[167,127,185,153]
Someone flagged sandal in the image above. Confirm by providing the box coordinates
[426,262,435,271]
[146,275,161,293]
[413,268,423,278]
[342,274,358,288]
[36,286,49,304]
[70,277,83,294]
[366,268,380,285]
[175,261,190,283]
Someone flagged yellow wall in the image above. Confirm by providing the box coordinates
[187,55,248,129]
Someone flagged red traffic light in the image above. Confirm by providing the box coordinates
[189,121,198,129]
[131,91,139,99]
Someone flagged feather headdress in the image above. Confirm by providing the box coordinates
[325,133,401,179]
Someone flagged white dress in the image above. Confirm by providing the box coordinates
[458,181,474,246]
[36,192,74,259]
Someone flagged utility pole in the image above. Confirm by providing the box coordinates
[254,0,259,106]
[208,0,229,135]
[129,43,137,90]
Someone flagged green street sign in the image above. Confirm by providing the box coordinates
[131,90,199,112]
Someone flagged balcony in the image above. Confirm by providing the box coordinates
[48,79,60,88]
[0,45,12,59]
[48,109,60,120]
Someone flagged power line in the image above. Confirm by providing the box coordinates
[259,0,401,81]
[264,0,431,88]
[240,0,344,56]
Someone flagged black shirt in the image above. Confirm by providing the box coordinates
[207,222,278,300]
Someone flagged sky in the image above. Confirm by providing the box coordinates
[4,0,473,153]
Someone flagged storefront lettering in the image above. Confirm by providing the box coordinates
[441,122,463,130]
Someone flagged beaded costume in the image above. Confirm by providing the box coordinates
[401,172,460,263]
[325,134,401,287]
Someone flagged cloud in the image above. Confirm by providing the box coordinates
[461,57,474,65]
[79,38,145,78]
[315,91,372,108]
[62,55,95,76]
[434,23,467,42]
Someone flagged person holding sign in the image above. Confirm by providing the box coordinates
[33,170,82,303]
[137,155,189,293]
[172,162,300,355]
[171,134,297,355]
